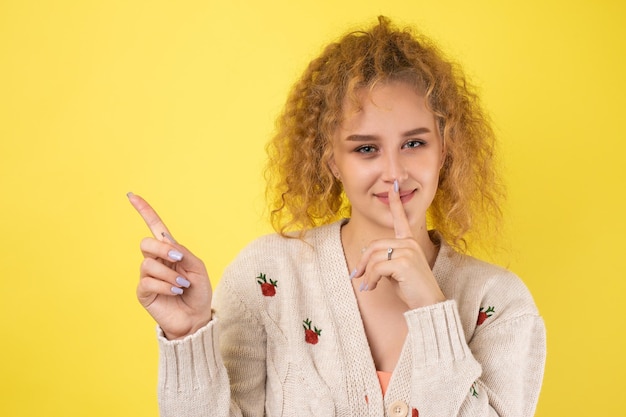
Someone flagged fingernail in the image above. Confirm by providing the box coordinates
[349,268,357,279]
[126,192,134,198]
[394,179,399,193]
[171,286,184,295]
[162,231,178,244]
[176,276,191,288]
[359,282,367,292]
[363,283,369,291]
[168,249,183,261]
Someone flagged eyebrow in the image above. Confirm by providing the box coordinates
[345,127,431,141]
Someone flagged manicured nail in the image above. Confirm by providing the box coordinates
[349,268,357,279]
[171,286,184,295]
[176,276,191,288]
[126,192,134,198]
[168,249,183,261]
[359,282,368,292]
[393,179,399,193]
[162,231,178,244]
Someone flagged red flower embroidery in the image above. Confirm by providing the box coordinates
[303,318,322,344]
[477,306,495,325]
[256,273,277,297]
[470,381,479,398]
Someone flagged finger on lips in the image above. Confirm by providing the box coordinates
[354,179,410,290]
[389,180,413,239]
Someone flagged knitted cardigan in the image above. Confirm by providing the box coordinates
[157,221,546,417]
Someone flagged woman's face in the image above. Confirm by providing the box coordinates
[329,81,444,234]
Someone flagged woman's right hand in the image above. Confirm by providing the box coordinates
[128,193,213,340]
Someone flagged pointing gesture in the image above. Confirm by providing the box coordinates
[352,181,446,309]
[128,193,213,340]
[128,192,174,242]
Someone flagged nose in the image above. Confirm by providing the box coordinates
[382,150,408,184]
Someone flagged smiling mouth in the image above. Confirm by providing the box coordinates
[374,189,416,204]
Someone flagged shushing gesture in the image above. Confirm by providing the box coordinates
[351,180,446,309]
[128,193,213,340]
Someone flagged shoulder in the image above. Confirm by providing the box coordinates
[213,221,345,324]
[227,221,341,267]
[218,221,342,292]
[434,239,540,324]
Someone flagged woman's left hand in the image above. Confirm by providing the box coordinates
[351,182,446,310]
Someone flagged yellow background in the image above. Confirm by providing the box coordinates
[1,0,625,415]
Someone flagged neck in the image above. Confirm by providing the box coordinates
[340,218,439,269]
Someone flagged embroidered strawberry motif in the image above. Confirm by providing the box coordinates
[477,306,495,325]
[470,382,479,398]
[256,273,277,297]
[412,408,419,417]
[303,318,322,344]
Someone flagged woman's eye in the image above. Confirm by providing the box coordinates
[404,140,424,149]
[356,145,377,154]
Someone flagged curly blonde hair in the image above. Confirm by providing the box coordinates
[265,16,504,251]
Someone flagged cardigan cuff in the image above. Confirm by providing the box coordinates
[404,300,471,367]
[157,317,225,392]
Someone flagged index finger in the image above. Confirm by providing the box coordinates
[388,180,413,239]
[127,192,172,240]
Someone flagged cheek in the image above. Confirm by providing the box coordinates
[340,167,379,199]
[412,159,442,184]
[341,159,376,179]
[343,171,373,192]
[426,165,442,182]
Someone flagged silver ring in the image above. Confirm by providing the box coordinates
[387,247,393,260]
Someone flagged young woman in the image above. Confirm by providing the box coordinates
[129,16,545,417]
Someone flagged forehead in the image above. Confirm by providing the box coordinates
[338,81,434,131]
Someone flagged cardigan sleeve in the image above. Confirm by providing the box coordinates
[156,275,267,417]
[462,311,545,416]
[403,298,546,416]
[156,318,235,417]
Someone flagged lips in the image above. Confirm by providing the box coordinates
[374,189,416,204]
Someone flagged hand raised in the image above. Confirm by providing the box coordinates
[352,181,445,309]
[128,193,213,339]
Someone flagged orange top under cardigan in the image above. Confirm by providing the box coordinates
[377,371,392,396]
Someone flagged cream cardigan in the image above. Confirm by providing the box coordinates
[157,221,546,417]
